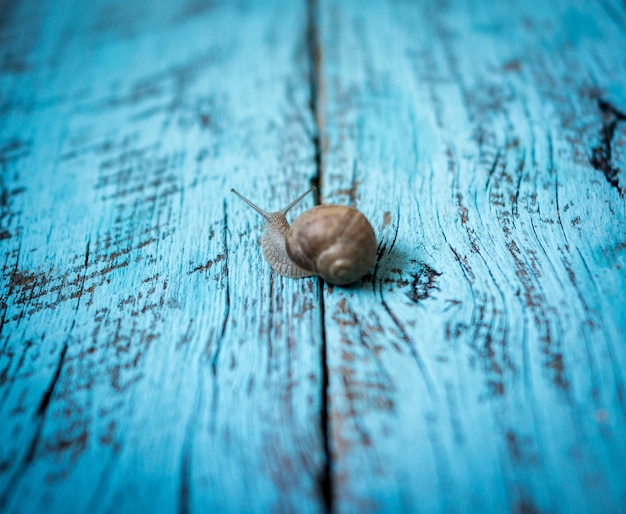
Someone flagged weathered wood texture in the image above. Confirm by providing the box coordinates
[316,1,626,512]
[1,0,625,513]
[0,1,325,513]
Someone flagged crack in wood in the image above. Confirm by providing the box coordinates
[0,339,68,509]
[405,262,442,304]
[590,98,626,197]
[207,198,229,404]
[307,0,332,511]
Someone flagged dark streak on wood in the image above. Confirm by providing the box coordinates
[35,342,69,418]
[307,0,324,198]
[307,0,332,511]
[0,340,68,509]
[405,262,442,304]
[590,98,626,197]
[210,200,229,372]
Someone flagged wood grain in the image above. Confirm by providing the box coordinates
[0,1,325,512]
[314,0,626,512]
[1,0,626,513]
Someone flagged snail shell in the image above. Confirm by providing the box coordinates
[230,187,377,285]
[286,205,377,285]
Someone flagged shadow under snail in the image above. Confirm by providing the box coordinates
[231,187,377,285]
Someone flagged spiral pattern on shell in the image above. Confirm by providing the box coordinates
[286,205,377,285]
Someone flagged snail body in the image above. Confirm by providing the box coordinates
[231,188,377,285]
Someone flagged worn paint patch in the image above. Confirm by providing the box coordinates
[590,99,626,197]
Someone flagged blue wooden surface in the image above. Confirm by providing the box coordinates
[1,0,625,513]
[317,1,626,511]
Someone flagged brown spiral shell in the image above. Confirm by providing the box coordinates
[286,205,377,285]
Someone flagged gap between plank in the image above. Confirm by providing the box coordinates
[306,0,333,512]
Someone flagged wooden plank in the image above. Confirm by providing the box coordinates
[0,1,326,512]
[314,0,626,512]
[3,0,626,512]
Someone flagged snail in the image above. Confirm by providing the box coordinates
[230,187,377,285]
